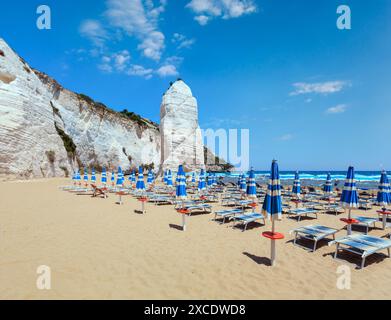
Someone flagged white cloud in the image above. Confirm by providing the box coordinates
[113,50,131,71]
[186,0,257,25]
[98,62,113,73]
[172,33,196,49]
[194,15,210,25]
[290,81,349,96]
[79,20,108,47]
[326,104,347,114]
[156,64,179,77]
[98,50,131,73]
[165,55,184,66]
[78,1,191,79]
[127,64,154,79]
[105,0,166,60]
[97,51,154,79]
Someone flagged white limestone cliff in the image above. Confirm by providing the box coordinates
[0,38,227,180]
[0,38,160,179]
[160,80,205,173]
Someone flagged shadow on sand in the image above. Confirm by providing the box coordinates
[242,252,271,266]
[169,223,183,231]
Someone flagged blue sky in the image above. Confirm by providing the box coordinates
[1,0,390,170]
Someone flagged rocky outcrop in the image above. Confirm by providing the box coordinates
[0,38,230,180]
[0,38,160,180]
[160,80,205,173]
[204,147,234,172]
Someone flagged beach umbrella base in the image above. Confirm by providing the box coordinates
[262,231,284,266]
[340,218,359,235]
[116,191,126,205]
[376,210,391,230]
[138,197,148,214]
[248,202,257,213]
[178,209,189,231]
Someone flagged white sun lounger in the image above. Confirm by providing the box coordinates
[213,209,243,224]
[287,208,320,221]
[352,216,378,234]
[358,200,373,211]
[149,196,175,205]
[290,225,339,251]
[181,203,212,215]
[329,234,391,269]
[232,213,266,231]
[325,204,344,215]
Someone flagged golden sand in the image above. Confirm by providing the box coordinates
[0,178,390,299]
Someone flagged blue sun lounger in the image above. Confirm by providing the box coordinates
[325,204,344,215]
[213,209,243,224]
[182,203,212,215]
[329,234,391,269]
[287,208,320,221]
[290,225,339,251]
[148,196,175,205]
[352,216,378,234]
[232,213,266,231]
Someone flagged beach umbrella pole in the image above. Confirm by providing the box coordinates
[271,217,276,266]
[182,214,187,231]
[347,208,352,235]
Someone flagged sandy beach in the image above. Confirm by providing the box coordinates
[0,177,390,300]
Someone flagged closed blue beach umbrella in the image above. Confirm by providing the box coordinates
[147,169,153,185]
[292,171,301,199]
[167,170,173,187]
[198,169,206,191]
[340,166,359,234]
[91,168,96,183]
[341,166,358,210]
[83,168,89,183]
[246,168,257,198]
[207,172,213,187]
[323,173,333,194]
[239,174,247,193]
[101,167,107,184]
[136,166,145,191]
[262,160,282,220]
[377,170,391,207]
[116,167,124,186]
[111,171,115,184]
[176,165,187,199]
[75,170,81,184]
[261,160,283,266]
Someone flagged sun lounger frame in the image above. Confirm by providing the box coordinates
[231,213,266,232]
[329,235,391,269]
[290,225,338,252]
[213,209,243,224]
[287,208,320,221]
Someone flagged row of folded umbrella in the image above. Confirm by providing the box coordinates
[71,164,391,210]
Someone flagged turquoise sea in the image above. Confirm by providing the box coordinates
[216,171,389,189]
